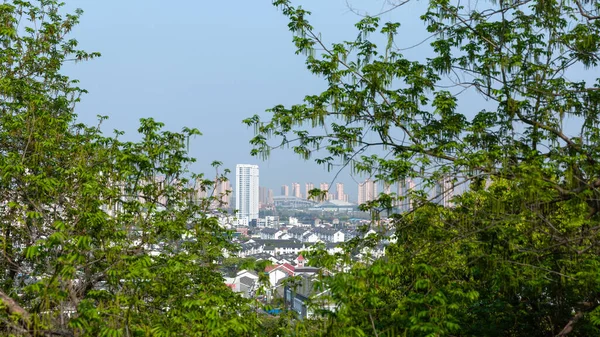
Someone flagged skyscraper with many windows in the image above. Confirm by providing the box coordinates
[235,164,259,222]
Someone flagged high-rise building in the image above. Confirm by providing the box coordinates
[305,182,314,199]
[194,178,230,208]
[397,179,415,212]
[291,182,302,198]
[319,182,330,201]
[259,186,268,206]
[214,179,231,208]
[433,175,454,207]
[235,164,259,222]
[194,177,208,201]
[335,183,344,201]
[281,185,289,197]
[358,179,377,205]
[383,183,392,195]
[267,189,274,204]
[320,182,329,191]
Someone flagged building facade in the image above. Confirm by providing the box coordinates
[235,164,259,222]
[397,178,415,212]
[335,183,348,202]
[358,179,377,205]
[281,185,289,197]
[291,182,302,198]
[305,183,314,199]
[319,182,330,201]
[433,175,454,207]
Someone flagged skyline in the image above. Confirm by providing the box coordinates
[227,165,456,206]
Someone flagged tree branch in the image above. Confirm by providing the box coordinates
[556,302,598,336]
[574,0,600,20]
[0,289,30,320]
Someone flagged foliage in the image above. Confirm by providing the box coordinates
[246,0,600,335]
[0,1,258,336]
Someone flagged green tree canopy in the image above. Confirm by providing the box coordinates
[245,0,600,335]
[0,1,257,336]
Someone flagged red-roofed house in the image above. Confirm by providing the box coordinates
[265,263,296,288]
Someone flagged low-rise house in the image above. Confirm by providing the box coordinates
[265,263,295,288]
[314,227,337,242]
[237,240,264,257]
[288,226,310,241]
[302,232,319,243]
[229,270,259,298]
[332,230,345,243]
[274,231,291,240]
[260,228,278,240]
[342,229,358,241]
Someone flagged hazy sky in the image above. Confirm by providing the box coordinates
[60,0,430,201]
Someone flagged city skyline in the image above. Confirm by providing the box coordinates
[232,173,460,206]
[229,164,461,207]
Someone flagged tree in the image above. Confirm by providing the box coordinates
[0,1,258,336]
[245,0,600,335]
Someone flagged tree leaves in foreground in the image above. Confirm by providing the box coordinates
[0,1,257,336]
[246,0,600,335]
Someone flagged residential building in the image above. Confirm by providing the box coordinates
[268,189,273,204]
[433,175,454,207]
[319,182,330,201]
[228,270,259,298]
[214,179,231,208]
[259,186,268,206]
[288,227,310,241]
[260,228,278,240]
[256,216,279,228]
[291,182,302,198]
[281,185,289,197]
[235,164,259,222]
[397,178,415,212]
[305,182,314,200]
[358,179,377,205]
[194,178,230,208]
[284,274,336,319]
[335,183,348,202]
[265,263,295,288]
[383,182,391,195]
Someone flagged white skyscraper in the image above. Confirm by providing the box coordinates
[235,164,259,222]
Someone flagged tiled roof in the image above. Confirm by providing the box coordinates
[288,227,309,234]
[261,228,278,234]
[265,263,295,275]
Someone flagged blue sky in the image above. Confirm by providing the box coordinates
[61,0,427,201]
